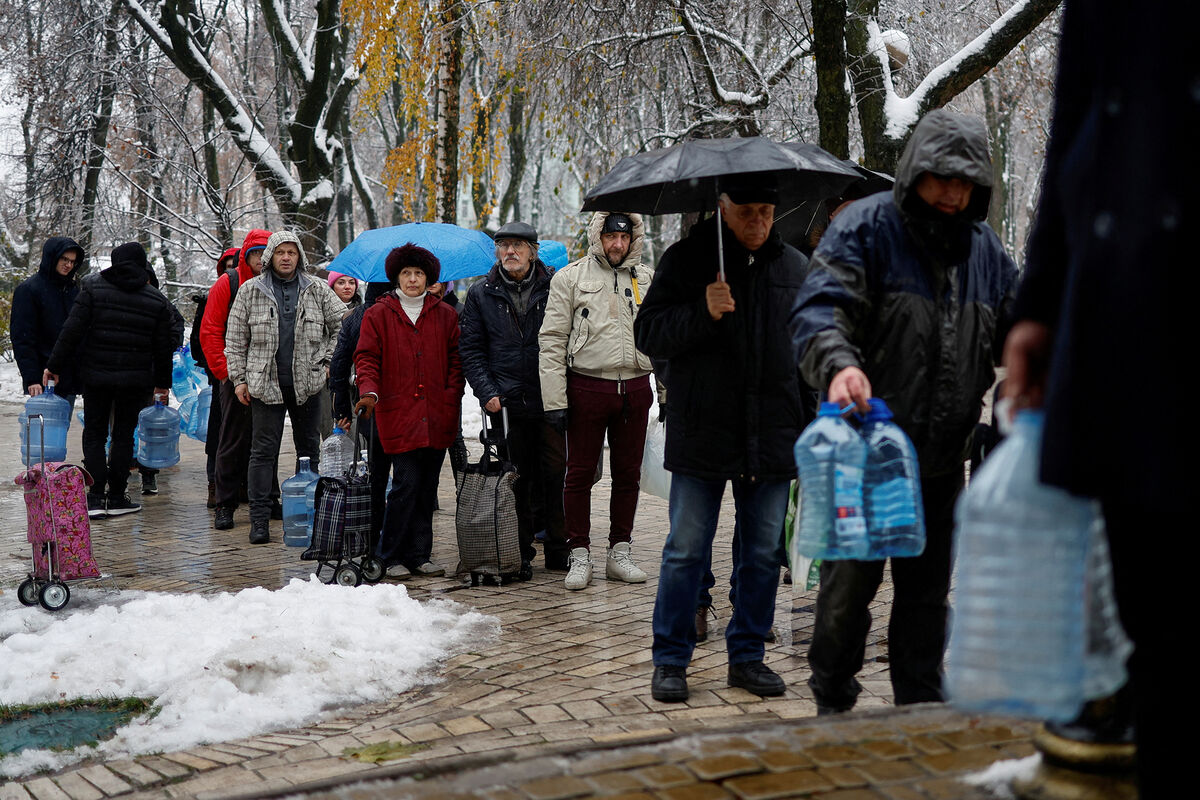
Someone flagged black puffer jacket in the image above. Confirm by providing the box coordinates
[11,237,84,394]
[634,217,809,481]
[46,243,177,391]
[790,109,1019,477]
[458,261,553,419]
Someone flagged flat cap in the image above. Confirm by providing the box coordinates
[494,221,538,243]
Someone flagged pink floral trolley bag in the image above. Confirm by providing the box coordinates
[15,458,101,611]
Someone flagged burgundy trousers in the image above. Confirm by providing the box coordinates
[563,373,652,551]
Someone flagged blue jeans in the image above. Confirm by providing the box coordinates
[652,474,789,667]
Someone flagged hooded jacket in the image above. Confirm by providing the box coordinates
[11,237,85,394]
[635,217,810,481]
[539,212,655,411]
[198,230,271,382]
[459,258,554,419]
[190,246,240,381]
[790,109,1019,477]
[224,231,347,405]
[45,242,175,391]
[354,292,464,454]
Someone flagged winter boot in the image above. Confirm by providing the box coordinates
[564,547,592,591]
[605,542,647,583]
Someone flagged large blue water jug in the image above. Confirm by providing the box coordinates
[861,398,925,559]
[136,399,181,468]
[305,477,319,537]
[19,381,72,465]
[282,457,319,547]
[946,410,1094,722]
[794,402,868,560]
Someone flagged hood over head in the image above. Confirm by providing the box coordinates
[893,109,992,223]
[237,229,272,277]
[38,236,85,284]
[260,230,308,276]
[103,241,152,292]
[217,247,240,275]
[587,211,645,268]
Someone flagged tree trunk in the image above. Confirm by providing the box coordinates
[812,0,850,160]
[498,86,527,224]
[433,0,463,224]
[79,0,123,260]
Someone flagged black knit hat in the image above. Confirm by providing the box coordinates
[385,243,441,286]
[602,214,633,234]
[110,241,149,272]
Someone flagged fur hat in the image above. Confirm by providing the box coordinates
[384,243,441,286]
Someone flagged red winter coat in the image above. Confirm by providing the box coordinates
[354,292,464,455]
[198,229,271,382]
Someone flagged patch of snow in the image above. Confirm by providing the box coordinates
[0,360,28,405]
[0,578,499,777]
[961,754,1041,799]
[880,28,911,61]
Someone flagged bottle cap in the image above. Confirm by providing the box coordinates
[817,401,841,416]
[863,398,893,421]
[332,426,344,434]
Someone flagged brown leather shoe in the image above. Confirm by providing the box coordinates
[695,606,710,643]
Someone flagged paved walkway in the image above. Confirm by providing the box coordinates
[0,401,1036,799]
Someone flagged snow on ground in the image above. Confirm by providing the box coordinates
[961,754,1041,799]
[0,578,499,778]
[0,359,28,405]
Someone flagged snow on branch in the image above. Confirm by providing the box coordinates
[262,0,315,86]
[870,0,1060,139]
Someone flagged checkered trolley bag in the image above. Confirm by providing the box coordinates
[455,408,522,585]
[302,460,374,587]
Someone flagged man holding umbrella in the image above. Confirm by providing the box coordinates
[635,179,810,702]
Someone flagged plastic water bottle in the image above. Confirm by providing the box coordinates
[319,426,354,477]
[305,477,320,537]
[282,457,319,547]
[19,381,72,465]
[136,398,181,468]
[860,398,925,559]
[189,385,212,442]
[946,409,1094,721]
[794,402,868,560]
[171,348,197,406]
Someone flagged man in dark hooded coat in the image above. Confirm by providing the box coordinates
[44,242,177,518]
[11,237,85,399]
[790,109,1018,713]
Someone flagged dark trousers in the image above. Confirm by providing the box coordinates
[491,414,567,564]
[81,385,146,498]
[203,383,223,483]
[807,470,963,709]
[563,374,652,551]
[357,419,390,545]
[248,388,322,523]
[214,380,253,509]
[377,447,445,569]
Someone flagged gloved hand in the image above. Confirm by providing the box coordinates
[354,395,377,421]
[544,409,568,434]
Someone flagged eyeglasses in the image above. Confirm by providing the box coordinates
[495,239,529,251]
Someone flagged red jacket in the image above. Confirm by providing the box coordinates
[198,229,271,381]
[354,292,464,455]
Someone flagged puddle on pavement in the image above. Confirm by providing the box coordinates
[0,701,150,756]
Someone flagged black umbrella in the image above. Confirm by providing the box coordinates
[582,137,860,279]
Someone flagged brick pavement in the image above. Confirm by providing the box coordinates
[0,400,1035,799]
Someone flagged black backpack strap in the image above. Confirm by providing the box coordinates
[225,268,240,311]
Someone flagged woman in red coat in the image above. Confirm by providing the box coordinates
[354,244,464,578]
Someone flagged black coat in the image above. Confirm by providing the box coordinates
[11,237,84,394]
[791,111,1019,477]
[1014,0,1190,508]
[458,261,553,418]
[46,247,176,391]
[634,218,809,481]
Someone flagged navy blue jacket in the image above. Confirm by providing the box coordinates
[11,237,84,394]
[791,110,1019,477]
[635,218,810,481]
[458,261,553,419]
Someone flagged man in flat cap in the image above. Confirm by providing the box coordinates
[635,180,809,702]
[460,221,565,577]
[540,212,658,592]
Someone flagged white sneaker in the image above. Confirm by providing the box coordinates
[605,542,647,583]
[564,547,592,591]
[386,564,411,579]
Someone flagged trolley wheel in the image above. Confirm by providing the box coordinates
[334,564,362,587]
[18,578,39,607]
[360,556,384,584]
[38,581,70,611]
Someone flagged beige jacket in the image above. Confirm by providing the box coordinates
[539,212,655,412]
[225,231,348,405]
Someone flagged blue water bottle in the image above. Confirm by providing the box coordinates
[282,457,319,547]
[19,380,72,465]
[136,397,181,468]
[794,402,868,560]
[947,409,1093,721]
[860,398,925,559]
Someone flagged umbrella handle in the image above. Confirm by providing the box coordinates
[716,201,726,283]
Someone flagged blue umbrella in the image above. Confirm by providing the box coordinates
[537,240,569,269]
[327,223,496,284]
